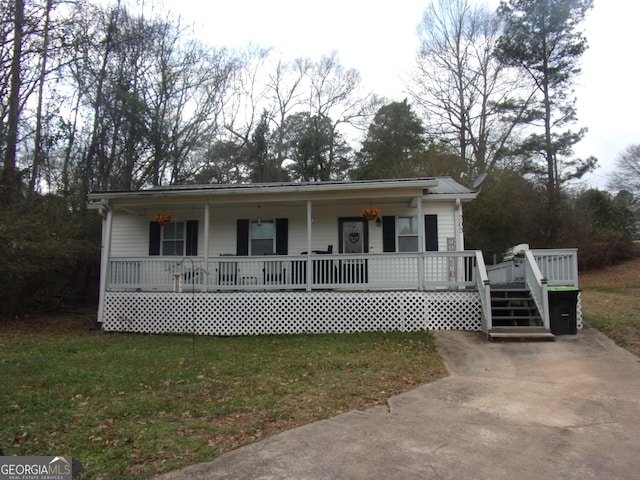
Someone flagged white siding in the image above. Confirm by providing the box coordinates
[110,213,149,257]
[428,201,456,251]
[110,209,205,257]
[108,199,459,258]
[369,201,455,252]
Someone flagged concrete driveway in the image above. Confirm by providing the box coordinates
[153,326,640,479]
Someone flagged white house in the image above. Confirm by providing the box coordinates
[88,177,579,338]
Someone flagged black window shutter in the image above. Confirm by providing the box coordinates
[149,222,161,255]
[275,218,288,255]
[185,220,198,256]
[382,216,396,252]
[236,219,249,256]
[425,214,439,251]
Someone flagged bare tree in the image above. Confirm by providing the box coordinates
[267,56,312,167]
[221,45,272,148]
[608,144,640,198]
[408,0,530,179]
[63,2,240,191]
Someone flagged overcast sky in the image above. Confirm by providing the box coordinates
[163,0,639,190]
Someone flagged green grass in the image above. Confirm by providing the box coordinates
[581,284,640,356]
[0,315,446,479]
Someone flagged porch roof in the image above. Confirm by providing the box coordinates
[87,177,477,209]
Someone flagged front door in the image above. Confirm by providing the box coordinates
[339,218,368,254]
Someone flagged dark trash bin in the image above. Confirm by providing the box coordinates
[548,286,580,335]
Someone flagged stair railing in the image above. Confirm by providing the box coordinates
[474,250,492,333]
[524,250,550,330]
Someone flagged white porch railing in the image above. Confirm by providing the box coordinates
[531,248,579,287]
[106,252,483,292]
[486,248,578,287]
[474,251,492,332]
[524,250,550,331]
[484,248,578,332]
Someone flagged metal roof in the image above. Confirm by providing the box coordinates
[425,177,476,196]
[87,177,476,206]
[90,177,437,195]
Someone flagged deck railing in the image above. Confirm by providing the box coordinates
[524,250,550,331]
[106,251,482,292]
[530,248,579,287]
[485,248,577,332]
[474,251,492,332]
[486,248,578,287]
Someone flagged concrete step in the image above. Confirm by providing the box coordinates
[488,326,555,340]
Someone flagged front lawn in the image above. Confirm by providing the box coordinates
[580,256,640,357]
[0,315,445,479]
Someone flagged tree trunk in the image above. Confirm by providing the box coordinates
[1,0,25,201]
[30,0,53,196]
[84,6,119,196]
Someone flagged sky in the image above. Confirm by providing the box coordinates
[161,0,639,190]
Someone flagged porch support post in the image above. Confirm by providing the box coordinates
[455,198,464,283]
[203,203,210,292]
[306,200,312,291]
[455,198,463,250]
[417,194,424,291]
[97,202,113,324]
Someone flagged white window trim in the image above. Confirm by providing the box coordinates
[396,215,419,252]
[250,219,276,256]
[161,221,186,256]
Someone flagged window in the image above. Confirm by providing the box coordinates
[149,220,198,256]
[250,220,275,255]
[162,222,185,256]
[397,216,419,252]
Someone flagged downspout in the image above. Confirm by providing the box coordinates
[96,201,112,324]
[203,203,210,292]
[306,200,312,291]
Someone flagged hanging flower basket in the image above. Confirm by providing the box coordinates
[153,212,172,224]
[362,207,380,220]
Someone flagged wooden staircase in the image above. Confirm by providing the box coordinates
[488,284,554,340]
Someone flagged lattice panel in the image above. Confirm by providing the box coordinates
[577,292,583,329]
[102,290,483,335]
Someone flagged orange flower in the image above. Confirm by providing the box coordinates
[362,207,380,218]
[153,212,172,224]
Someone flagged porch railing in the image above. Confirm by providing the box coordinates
[106,251,482,292]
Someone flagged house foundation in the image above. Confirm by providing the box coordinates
[102,290,483,335]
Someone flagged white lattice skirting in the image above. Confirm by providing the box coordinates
[102,290,483,335]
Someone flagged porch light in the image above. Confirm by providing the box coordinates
[362,207,380,220]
